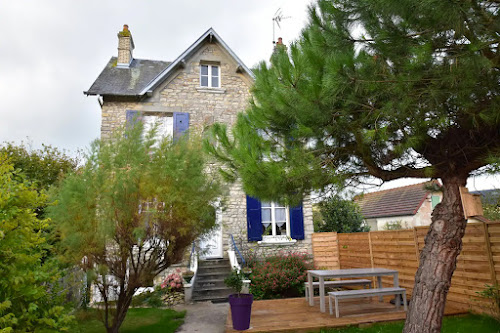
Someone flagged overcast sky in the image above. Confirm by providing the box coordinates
[1,0,498,191]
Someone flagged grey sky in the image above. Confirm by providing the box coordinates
[0,0,498,191]
[0,0,311,152]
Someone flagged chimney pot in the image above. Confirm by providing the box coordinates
[123,24,129,31]
[277,37,283,45]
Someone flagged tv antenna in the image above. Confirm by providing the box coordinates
[272,8,291,44]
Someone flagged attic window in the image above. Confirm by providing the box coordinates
[200,64,220,88]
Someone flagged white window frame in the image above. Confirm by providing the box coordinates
[261,202,290,239]
[142,114,173,147]
[200,64,220,88]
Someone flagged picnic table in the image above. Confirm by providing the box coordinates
[307,268,400,313]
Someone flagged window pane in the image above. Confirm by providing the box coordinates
[211,76,219,87]
[201,76,208,87]
[276,222,287,236]
[261,208,271,222]
[262,223,272,236]
[261,202,271,208]
[275,208,286,222]
[211,66,219,76]
[201,65,208,75]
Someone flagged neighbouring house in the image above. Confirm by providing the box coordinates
[355,181,443,231]
[355,181,490,230]
[84,25,314,265]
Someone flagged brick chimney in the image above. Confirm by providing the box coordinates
[117,24,134,67]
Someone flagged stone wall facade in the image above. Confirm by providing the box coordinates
[99,39,313,257]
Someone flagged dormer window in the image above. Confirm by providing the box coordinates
[200,64,220,88]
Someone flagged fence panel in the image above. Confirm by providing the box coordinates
[311,232,339,269]
[370,229,419,296]
[338,232,371,269]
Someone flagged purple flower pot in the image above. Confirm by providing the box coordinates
[228,293,253,331]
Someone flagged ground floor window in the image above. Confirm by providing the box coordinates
[261,202,289,237]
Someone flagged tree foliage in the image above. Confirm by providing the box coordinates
[316,196,369,233]
[208,0,499,331]
[49,123,222,333]
[0,142,78,192]
[0,155,74,332]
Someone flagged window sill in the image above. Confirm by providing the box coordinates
[196,87,226,94]
[258,238,297,247]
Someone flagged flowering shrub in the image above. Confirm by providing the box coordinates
[161,270,183,292]
[249,252,312,300]
[132,269,184,308]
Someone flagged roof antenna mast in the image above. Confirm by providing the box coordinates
[272,8,291,44]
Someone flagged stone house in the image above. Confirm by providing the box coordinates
[355,181,443,231]
[85,25,314,262]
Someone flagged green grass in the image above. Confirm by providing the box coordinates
[319,314,500,333]
[73,308,185,333]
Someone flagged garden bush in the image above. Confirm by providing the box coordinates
[248,252,312,300]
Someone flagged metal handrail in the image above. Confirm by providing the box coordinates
[188,242,196,271]
[230,234,246,266]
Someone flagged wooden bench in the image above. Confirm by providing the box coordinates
[328,287,407,318]
[304,279,372,299]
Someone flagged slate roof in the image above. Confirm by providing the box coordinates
[84,57,170,96]
[355,181,440,219]
[84,28,253,97]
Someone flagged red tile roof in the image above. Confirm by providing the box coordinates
[355,181,440,219]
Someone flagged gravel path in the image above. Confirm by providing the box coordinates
[174,301,229,333]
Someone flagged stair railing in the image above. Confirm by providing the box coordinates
[228,234,245,270]
[188,242,198,273]
[227,234,251,293]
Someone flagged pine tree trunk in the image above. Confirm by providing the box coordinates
[403,175,468,333]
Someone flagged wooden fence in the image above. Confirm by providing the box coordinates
[311,222,500,314]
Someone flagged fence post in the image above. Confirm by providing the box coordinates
[368,232,375,269]
[335,232,341,269]
[483,223,497,284]
[413,227,420,266]
[368,232,376,286]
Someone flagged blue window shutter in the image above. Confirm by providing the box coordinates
[173,112,189,141]
[246,195,262,241]
[126,110,142,129]
[290,203,305,240]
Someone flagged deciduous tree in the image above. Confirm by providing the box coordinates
[208,0,500,331]
[50,124,222,333]
[0,155,74,332]
[316,196,368,233]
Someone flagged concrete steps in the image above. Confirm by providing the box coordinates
[192,259,233,303]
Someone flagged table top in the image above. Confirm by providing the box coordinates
[307,268,398,278]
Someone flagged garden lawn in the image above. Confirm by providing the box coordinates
[74,308,185,333]
[319,314,499,333]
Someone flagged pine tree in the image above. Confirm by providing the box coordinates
[208,0,500,331]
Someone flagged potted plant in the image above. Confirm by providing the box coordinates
[225,269,253,331]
